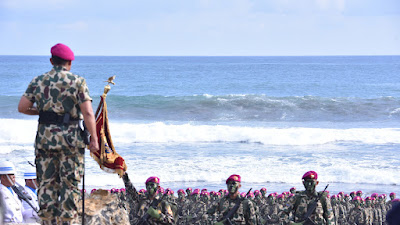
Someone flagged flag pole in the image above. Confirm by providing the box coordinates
[82,75,116,225]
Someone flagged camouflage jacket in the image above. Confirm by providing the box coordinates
[260,204,280,224]
[186,200,208,225]
[122,174,174,225]
[291,191,334,225]
[23,66,92,150]
[348,207,367,225]
[208,194,257,225]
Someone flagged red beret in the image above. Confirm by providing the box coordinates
[191,188,200,195]
[51,43,75,61]
[302,171,318,180]
[145,176,160,184]
[226,174,241,184]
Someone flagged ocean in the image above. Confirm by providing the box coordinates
[0,55,399,197]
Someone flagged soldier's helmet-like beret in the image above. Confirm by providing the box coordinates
[365,196,372,201]
[186,187,192,191]
[290,187,296,191]
[145,176,160,184]
[356,190,362,194]
[260,187,267,192]
[226,174,241,184]
[352,196,362,201]
[191,188,200,195]
[390,192,396,196]
[51,43,75,61]
[302,171,318,180]
[178,189,185,194]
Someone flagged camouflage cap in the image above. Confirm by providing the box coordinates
[51,43,75,61]
[145,176,160,184]
[302,171,318,180]
[226,174,241,184]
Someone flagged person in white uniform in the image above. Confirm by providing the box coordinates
[0,161,24,223]
[21,167,40,223]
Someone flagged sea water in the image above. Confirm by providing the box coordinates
[0,55,399,196]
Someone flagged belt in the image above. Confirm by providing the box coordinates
[38,111,79,125]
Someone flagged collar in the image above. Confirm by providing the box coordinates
[26,185,37,194]
[53,65,68,72]
[6,186,14,195]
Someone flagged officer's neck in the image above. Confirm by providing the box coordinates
[229,192,239,200]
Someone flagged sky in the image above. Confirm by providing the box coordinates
[0,0,399,56]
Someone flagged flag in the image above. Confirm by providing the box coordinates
[90,94,127,177]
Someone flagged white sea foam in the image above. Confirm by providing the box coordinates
[2,119,400,152]
[2,118,399,190]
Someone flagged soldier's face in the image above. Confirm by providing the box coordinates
[178,192,185,199]
[186,190,192,196]
[0,174,15,187]
[366,200,372,207]
[193,193,200,201]
[390,195,395,200]
[302,179,318,193]
[146,182,159,196]
[227,181,241,194]
[353,200,361,207]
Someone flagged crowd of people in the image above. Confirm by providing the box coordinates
[89,184,399,225]
[1,160,400,225]
[87,171,399,225]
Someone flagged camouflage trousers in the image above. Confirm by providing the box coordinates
[35,147,85,222]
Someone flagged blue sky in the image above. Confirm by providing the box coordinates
[0,0,399,56]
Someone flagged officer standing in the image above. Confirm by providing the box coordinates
[0,161,24,223]
[21,167,40,223]
[18,43,99,225]
[207,174,257,225]
[290,171,334,225]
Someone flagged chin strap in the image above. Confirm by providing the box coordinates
[33,180,38,190]
[6,174,15,186]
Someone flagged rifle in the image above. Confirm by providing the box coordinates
[217,188,252,225]
[136,192,168,225]
[300,184,329,225]
[12,184,39,213]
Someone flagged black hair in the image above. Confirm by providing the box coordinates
[51,55,70,65]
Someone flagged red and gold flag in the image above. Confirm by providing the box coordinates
[91,94,127,177]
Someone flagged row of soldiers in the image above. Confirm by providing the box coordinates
[92,170,398,225]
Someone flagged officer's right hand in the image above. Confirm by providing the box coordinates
[89,137,99,153]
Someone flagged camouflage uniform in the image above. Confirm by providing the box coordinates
[122,173,175,225]
[348,206,368,225]
[260,202,280,224]
[23,66,91,222]
[175,197,190,225]
[186,199,208,225]
[372,204,383,225]
[291,191,335,225]
[208,195,257,225]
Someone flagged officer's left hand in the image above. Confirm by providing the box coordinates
[146,207,161,220]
